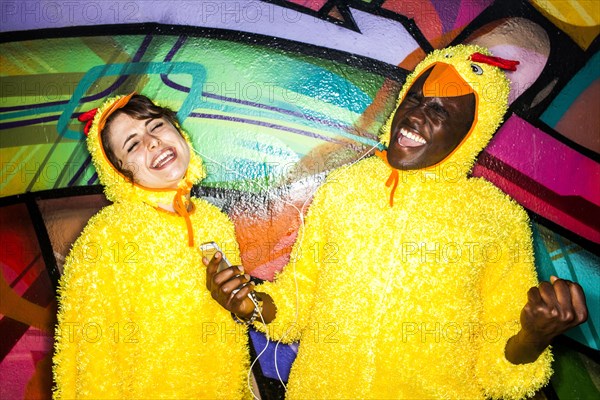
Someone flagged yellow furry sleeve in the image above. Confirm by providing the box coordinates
[53,209,134,398]
[475,199,553,399]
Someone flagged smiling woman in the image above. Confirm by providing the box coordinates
[52,94,252,399]
[101,95,191,190]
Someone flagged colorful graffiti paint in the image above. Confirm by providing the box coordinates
[1,0,598,398]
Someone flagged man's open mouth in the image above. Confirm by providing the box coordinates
[396,127,426,148]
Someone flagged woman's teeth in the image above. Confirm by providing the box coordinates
[152,150,175,168]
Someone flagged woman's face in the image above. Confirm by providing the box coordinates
[107,113,191,189]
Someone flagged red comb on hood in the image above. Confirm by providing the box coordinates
[78,108,98,136]
[470,52,520,71]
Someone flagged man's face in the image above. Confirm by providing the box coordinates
[387,66,476,170]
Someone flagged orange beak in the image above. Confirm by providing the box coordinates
[423,63,474,98]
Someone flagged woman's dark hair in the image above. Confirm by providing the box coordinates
[100,95,180,182]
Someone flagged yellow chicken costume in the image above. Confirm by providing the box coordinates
[53,95,251,399]
[255,45,553,399]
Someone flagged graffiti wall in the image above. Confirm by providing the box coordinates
[1,0,598,398]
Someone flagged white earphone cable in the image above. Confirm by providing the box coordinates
[193,140,380,397]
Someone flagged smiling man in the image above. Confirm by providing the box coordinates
[207,45,588,399]
[387,63,476,170]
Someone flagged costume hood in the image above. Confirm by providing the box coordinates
[380,44,511,177]
[83,94,206,245]
[85,94,205,205]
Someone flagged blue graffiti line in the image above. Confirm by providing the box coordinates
[0,35,153,115]
[0,62,206,135]
[555,233,600,349]
[67,154,93,187]
[162,34,187,63]
[21,61,207,192]
[87,172,98,185]
[0,81,362,137]
[541,51,600,127]
[2,32,367,138]
[2,33,375,147]
[190,112,381,148]
[3,35,153,193]
[59,61,208,139]
[158,35,375,141]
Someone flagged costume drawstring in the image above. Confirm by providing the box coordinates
[385,170,399,207]
[375,150,398,208]
[172,181,195,247]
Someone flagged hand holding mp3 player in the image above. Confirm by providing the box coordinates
[201,241,252,300]
[200,241,233,273]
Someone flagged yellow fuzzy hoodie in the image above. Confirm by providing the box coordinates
[53,96,251,399]
[255,45,553,399]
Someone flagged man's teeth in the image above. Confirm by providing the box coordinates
[399,128,426,144]
[152,150,174,168]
